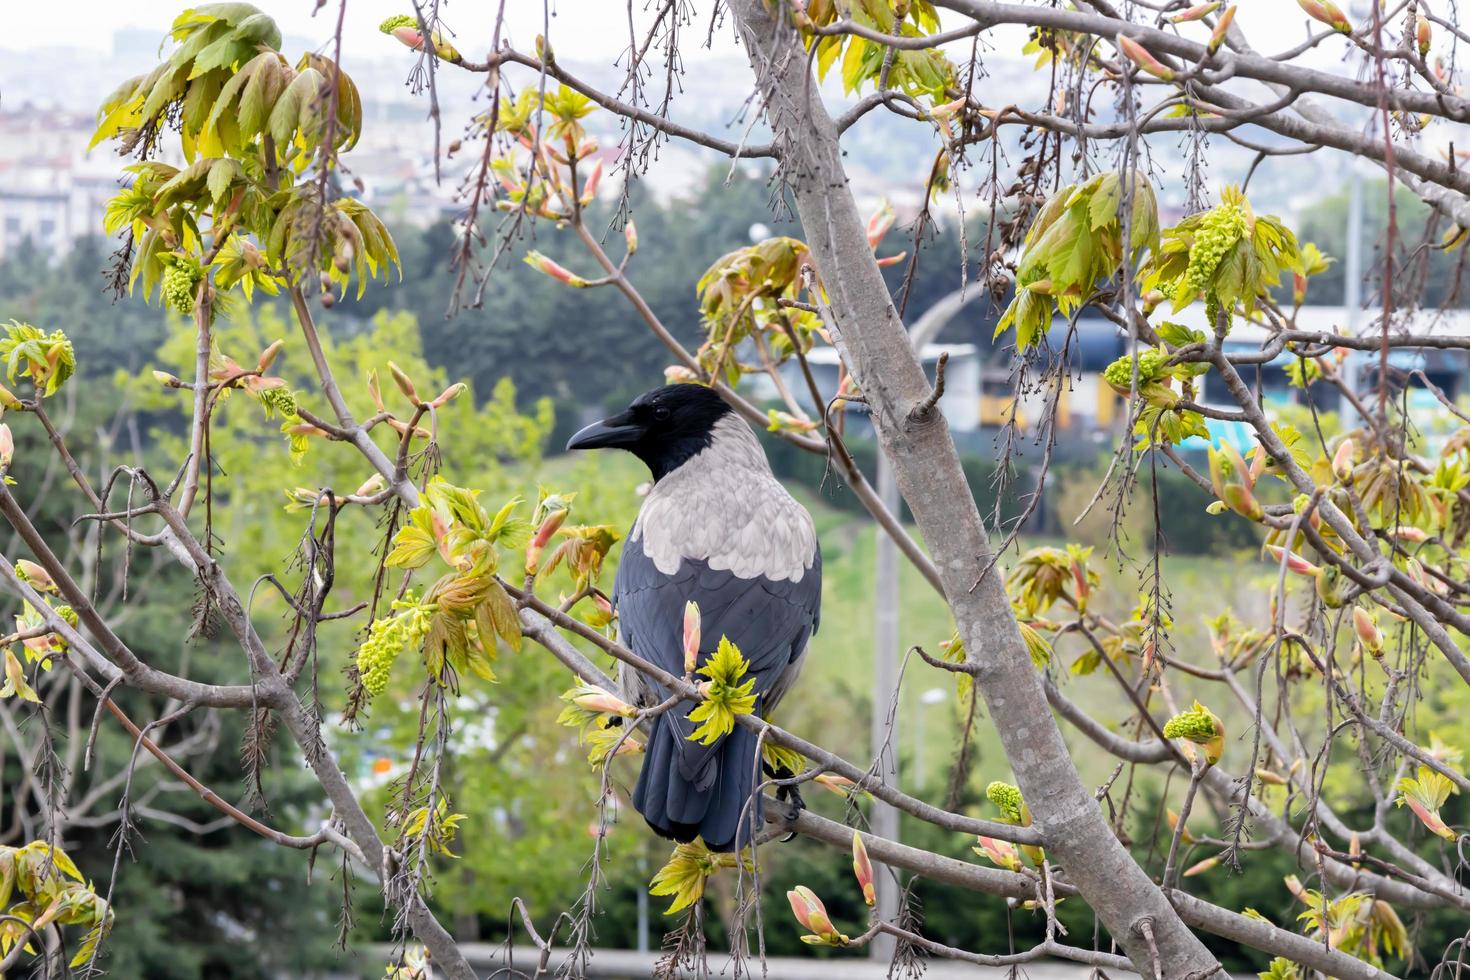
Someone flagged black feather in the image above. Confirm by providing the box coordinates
[616,532,821,851]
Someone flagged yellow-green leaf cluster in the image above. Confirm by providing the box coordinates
[384,945,429,980]
[1005,544,1097,618]
[1145,186,1301,325]
[997,171,1160,350]
[0,322,75,397]
[804,0,954,99]
[648,839,751,914]
[696,237,822,385]
[383,482,527,684]
[400,797,467,858]
[0,841,113,969]
[582,717,644,767]
[686,637,758,745]
[91,5,394,308]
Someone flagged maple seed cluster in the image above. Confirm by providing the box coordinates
[256,386,298,419]
[161,260,205,316]
[1102,348,1170,392]
[1185,202,1248,295]
[985,781,1025,823]
[356,598,433,697]
[1162,708,1218,741]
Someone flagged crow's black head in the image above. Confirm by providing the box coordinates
[566,384,734,480]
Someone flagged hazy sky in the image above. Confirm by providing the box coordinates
[9,1,737,63]
[10,1,1323,66]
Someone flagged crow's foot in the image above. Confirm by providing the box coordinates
[774,782,806,842]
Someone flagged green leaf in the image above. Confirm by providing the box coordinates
[267,67,324,148]
[1087,174,1121,231]
[140,64,187,121]
[839,36,869,94]
[237,52,287,136]
[206,158,241,204]
[481,582,522,653]
[385,525,436,569]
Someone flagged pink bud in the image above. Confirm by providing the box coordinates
[14,559,55,592]
[388,361,421,406]
[1219,441,1253,488]
[1221,483,1264,521]
[256,340,285,373]
[572,686,637,718]
[682,601,701,674]
[624,218,639,256]
[1208,6,1237,52]
[1265,545,1319,577]
[1417,15,1431,57]
[851,832,875,907]
[1183,856,1221,877]
[1296,0,1352,34]
[430,382,467,409]
[610,735,643,757]
[391,25,425,50]
[1403,796,1457,841]
[523,251,587,287]
[354,474,387,498]
[1404,557,1445,595]
[1117,34,1174,80]
[579,159,604,205]
[814,773,858,797]
[974,835,1022,871]
[0,424,13,466]
[1069,558,1089,608]
[786,886,844,944]
[865,203,895,249]
[1332,439,1355,480]
[1353,606,1383,655]
[525,508,568,575]
[1171,2,1221,23]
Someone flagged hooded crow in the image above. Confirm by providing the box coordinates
[567,384,821,852]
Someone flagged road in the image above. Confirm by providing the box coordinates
[360,944,1165,978]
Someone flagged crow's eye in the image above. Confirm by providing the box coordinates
[652,406,672,422]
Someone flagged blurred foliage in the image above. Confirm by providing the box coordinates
[0,389,345,978]
[1292,178,1470,309]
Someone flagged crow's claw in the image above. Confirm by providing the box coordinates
[774,782,806,841]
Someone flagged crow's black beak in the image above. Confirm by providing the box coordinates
[566,412,642,451]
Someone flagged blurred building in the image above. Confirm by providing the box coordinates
[0,108,122,259]
[780,298,1470,458]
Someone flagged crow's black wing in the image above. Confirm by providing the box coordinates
[613,532,821,784]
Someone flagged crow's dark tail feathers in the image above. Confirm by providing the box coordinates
[633,714,760,853]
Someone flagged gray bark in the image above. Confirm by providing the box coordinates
[724,3,1225,975]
